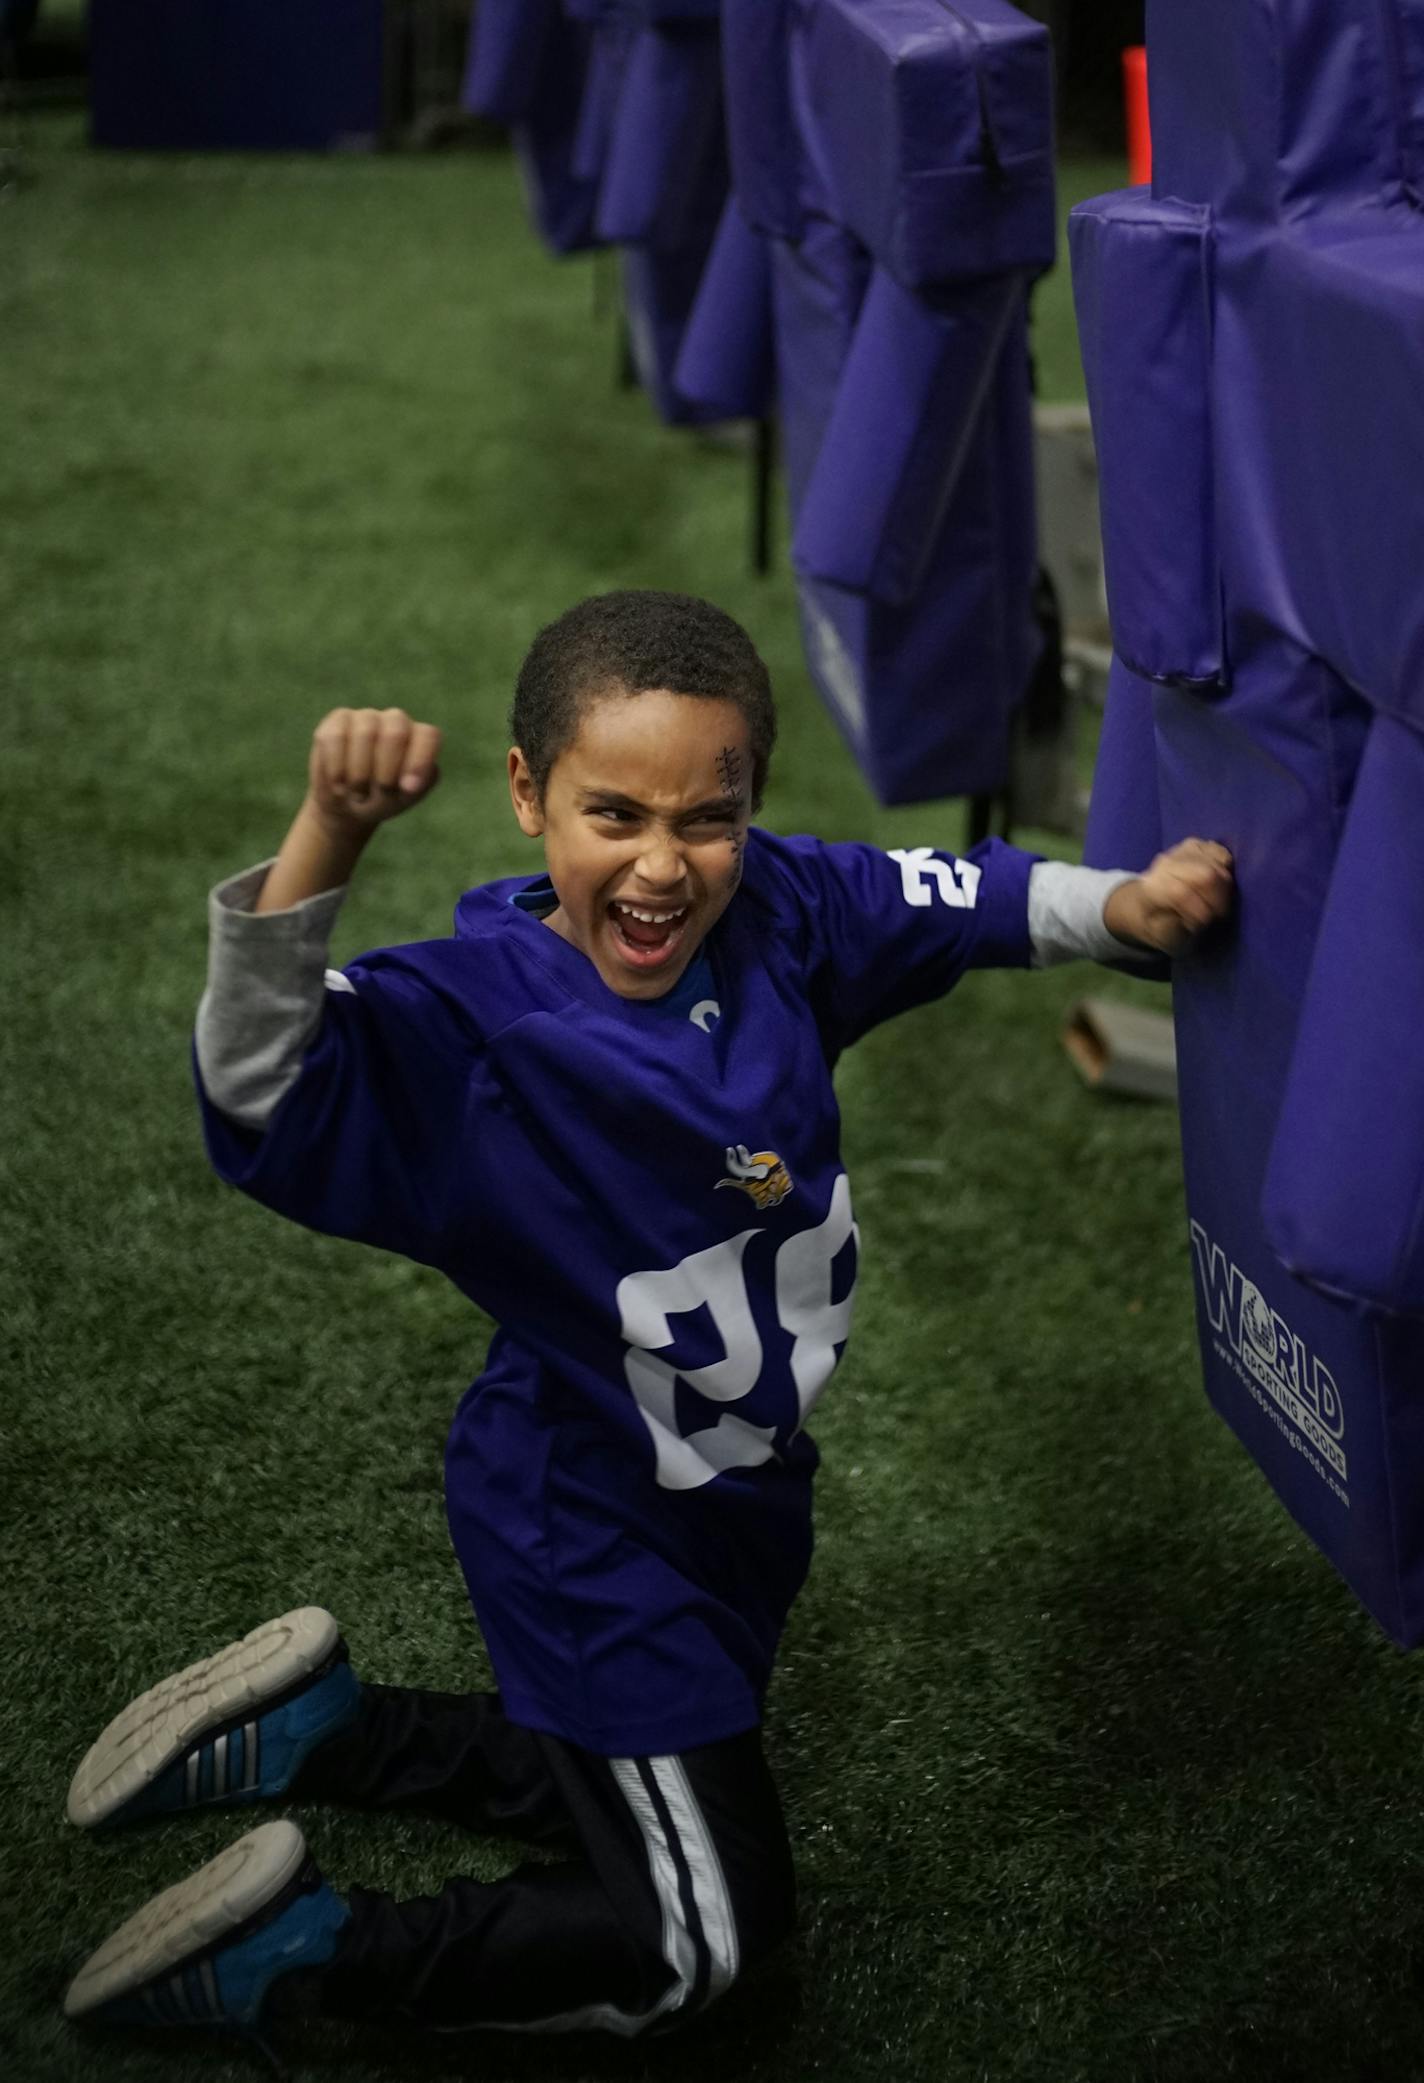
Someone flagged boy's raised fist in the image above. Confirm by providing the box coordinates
[308,708,442,830]
[1102,837,1235,955]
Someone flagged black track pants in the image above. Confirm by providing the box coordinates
[290,1684,795,2034]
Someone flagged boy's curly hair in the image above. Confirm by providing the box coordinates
[510,591,777,809]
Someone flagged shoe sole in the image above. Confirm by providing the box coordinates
[67,1608,342,1830]
[64,1818,308,2018]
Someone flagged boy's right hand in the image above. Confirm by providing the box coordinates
[307,707,443,833]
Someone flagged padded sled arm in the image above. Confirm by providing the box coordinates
[462,0,560,123]
[1069,191,1222,691]
[1262,710,1424,1313]
[674,196,776,420]
[790,267,1021,606]
[595,23,725,249]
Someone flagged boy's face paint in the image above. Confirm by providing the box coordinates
[717,745,747,890]
[508,689,752,1001]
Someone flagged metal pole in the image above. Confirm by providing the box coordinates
[750,418,775,577]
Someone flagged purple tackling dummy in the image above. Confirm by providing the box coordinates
[461,0,600,254]
[1071,0,1424,1642]
[684,0,1055,803]
[464,2,730,423]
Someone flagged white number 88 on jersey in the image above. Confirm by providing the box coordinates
[616,1176,859,1492]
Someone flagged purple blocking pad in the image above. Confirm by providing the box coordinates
[787,286,1039,802]
[791,270,1022,608]
[461,0,559,124]
[465,3,731,419]
[800,0,1055,286]
[719,0,801,242]
[570,19,636,187]
[1068,194,1221,689]
[673,196,776,421]
[622,244,729,426]
[464,1,600,254]
[594,23,726,250]
[1081,658,1163,890]
[595,11,730,422]
[1072,0,1424,1642]
[1263,711,1424,1314]
[720,0,1054,803]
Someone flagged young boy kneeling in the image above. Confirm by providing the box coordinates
[64,593,1232,2050]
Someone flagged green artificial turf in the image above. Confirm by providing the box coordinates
[8,121,1424,2083]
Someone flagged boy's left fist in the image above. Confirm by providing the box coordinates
[1102,838,1235,955]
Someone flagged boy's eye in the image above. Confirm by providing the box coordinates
[587,806,736,829]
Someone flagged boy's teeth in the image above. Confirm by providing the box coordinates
[613,903,686,923]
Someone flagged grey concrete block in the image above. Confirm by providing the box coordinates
[1062,996,1178,1103]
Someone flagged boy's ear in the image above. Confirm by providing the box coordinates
[508,749,545,837]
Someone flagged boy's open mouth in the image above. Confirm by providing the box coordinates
[606,898,690,971]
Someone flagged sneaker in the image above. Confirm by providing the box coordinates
[67,1608,362,1831]
[63,1819,348,2034]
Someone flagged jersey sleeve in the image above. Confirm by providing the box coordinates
[774,832,1039,1052]
[194,871,479,1267]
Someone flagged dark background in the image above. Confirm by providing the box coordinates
[12,1,1149,154]
[1024,0,1148,152]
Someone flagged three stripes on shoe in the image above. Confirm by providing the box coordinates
[181,1721,262,1806]
[138,1957,226,2025]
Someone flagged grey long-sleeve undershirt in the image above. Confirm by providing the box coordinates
[194,856,1141,1134]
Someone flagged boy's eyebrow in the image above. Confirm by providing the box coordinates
[577,788,743,815]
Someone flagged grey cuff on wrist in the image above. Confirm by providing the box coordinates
[1027,861,1148,968]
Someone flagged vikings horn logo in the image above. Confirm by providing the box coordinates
[716,1144,794,1210]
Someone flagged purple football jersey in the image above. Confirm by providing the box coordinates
[197,828,1035,1752]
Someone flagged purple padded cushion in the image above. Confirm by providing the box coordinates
[1386,0,1424,202]
[791,267,1020,605]
[1212,223,1424,736]
[462,0,559,123]
[1082,657,1164,877]
[1148,0,1400,221]
[594,23,726,249]
[721,0,802,240]
[781,263,1036,802]
[570,18,634,185]
[1069,192,1221,689]
[799,0,1054,286]
[1263,711,1424,1312]
[512,23,602,258]
[622,245,727,425]
[673,197,776,420]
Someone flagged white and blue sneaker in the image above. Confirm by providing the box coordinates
[63,1819,349,2038]
[67,1608,362,1831]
